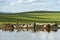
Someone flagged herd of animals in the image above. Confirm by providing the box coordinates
[1,23,60,32]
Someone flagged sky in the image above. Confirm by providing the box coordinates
[0,0,60,13]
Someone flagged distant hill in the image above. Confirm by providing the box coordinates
[21,11,60,13]
[0,11,11,14]
[0,11,3,13]
[0,11,60,14]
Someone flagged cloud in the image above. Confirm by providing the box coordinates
[0,6,8,12]
[28,0,35,2]
[0,0,60,12]
[0,0,4,1]
[57,0,60,4]
[8,0,48,7]
[32,2,49,6]
[9,2,16,6]
[16,0,36,4]
[16,0,22,3]
[40,2,48,5]
[2,6,9,9]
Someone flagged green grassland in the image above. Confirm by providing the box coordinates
[0,12,60,27]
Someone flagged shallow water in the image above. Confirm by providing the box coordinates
[0,29,60,40]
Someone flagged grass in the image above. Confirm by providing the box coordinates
[0,12,60,27]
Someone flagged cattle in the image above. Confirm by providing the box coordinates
[43,24,51,32]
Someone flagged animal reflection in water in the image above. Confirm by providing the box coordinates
[2,23,58,32]
[43,24,51,32]
[2,23,14,32]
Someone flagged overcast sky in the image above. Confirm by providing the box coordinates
[0,0,60,12]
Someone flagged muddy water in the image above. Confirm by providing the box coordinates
[0,29,60,40]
